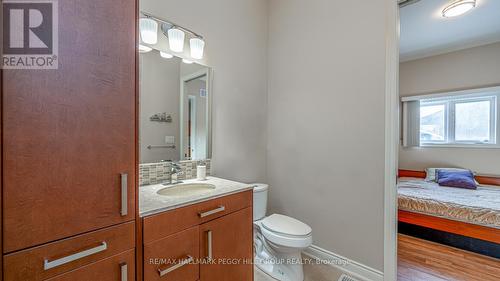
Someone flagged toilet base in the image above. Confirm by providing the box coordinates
[254,235,305,281]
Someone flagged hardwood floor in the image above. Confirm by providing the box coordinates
[398,234,500,281]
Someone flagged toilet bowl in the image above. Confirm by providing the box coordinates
[252,184,312,281]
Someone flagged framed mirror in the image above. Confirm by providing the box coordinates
[139,46,212,163]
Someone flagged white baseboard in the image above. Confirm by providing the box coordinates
[303,245,384,281]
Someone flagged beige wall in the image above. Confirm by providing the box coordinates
[267,0,389,271]
[139,51,181,163]
[399,42,500,175]
[141,0,268,182]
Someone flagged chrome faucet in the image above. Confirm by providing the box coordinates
[164,162,183,185]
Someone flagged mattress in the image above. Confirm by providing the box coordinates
[398,178,500,229]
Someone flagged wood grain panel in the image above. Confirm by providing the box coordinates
[199,207,253,281]
[398,234,500,281]
[4,222,135,281]
[2,0,137,253]
[476,175,500,186]
[143,190,252,244]
[45,249,135,281]
[398,169,426,178]
[144,226,199,281]
[398,210,500,244]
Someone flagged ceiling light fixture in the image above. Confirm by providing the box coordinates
[160,51,173,59]
[139,18,158,44]
[189,37,205,60]
[168,27,185,52]
[442,0,476,18]
[182,59,193,64]
[138,44,152,53]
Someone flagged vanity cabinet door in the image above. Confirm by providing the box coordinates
[2,0,136,253]
[199,207,253,281]
[143,226,200,281]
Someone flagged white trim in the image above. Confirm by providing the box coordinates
[384,1,399,281]
[401,86,500,102]
[180,68,212,160]
[188,95,197,159]
[303,245,383,281]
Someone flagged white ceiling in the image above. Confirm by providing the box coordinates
[400,0,500,62]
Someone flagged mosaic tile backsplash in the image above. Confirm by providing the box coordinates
[139,159,211,186]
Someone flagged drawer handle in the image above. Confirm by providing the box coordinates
[121,173,128,216]
[43,241,108,270]
[207,230,213,260]
[158,255,194,277]
[198,206,225,218]
[120,262,128,281]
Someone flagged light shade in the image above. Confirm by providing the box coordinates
[182,58,193,64]
[139,18,158,45]
[160,51,173,59]
[442,0,476,17]
[138,44,152,53]
[168,28,185,52]
[189,38,205,59]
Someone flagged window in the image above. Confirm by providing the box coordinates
[420,94,497,146]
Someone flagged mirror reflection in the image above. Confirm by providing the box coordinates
[139,49,211,163]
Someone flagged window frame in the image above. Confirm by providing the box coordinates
[419,92,499,148]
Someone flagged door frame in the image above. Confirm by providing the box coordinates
[188,94,197,159]
[180,68,211,161]
[384,0,399,280]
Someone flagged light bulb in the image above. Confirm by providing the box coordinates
[139,18,158,44]
[168,28,185,52]
[190,37,205,60]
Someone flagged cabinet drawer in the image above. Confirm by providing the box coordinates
[45,249,135,281]
[4,222,135,281]
[143,190,252,243]
[144,226,199,281]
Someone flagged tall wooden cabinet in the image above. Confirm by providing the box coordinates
[1,0,137,280]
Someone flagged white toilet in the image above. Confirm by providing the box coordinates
[252,183,313,281]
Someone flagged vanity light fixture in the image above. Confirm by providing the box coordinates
[139,18,158,44]
[160,51,173,59]
[189,37,205,59]
[168,28,185,53]
[442,0,476,17]
[182,58,193,64]
[139,44,152,53]
[141,12,206,60]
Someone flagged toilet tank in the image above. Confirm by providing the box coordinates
[252,183,268,221]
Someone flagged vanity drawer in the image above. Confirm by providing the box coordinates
[143,190,252,243]
[4,221,135,281]
[45,249,135,281]
[144,226,199,281]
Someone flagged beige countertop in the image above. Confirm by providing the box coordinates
[139,176,253,217]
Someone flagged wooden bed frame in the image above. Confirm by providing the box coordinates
[398,169,500,244]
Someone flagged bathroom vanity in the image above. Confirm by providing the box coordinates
[135,8,259,280]
[139,178,253,281]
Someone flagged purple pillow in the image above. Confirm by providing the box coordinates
[436,169,477,189]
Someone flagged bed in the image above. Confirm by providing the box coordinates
[398,170,500,244]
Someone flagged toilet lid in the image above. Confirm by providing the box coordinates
[261,214,312,237]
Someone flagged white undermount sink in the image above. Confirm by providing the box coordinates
[156,183,216,197]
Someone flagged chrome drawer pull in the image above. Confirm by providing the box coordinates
[198,206,225,218]
[43,241,108,270]
[158,255,193,277]
[121,173,128,216]
[207,230,213,260]
[120,262,128,281]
